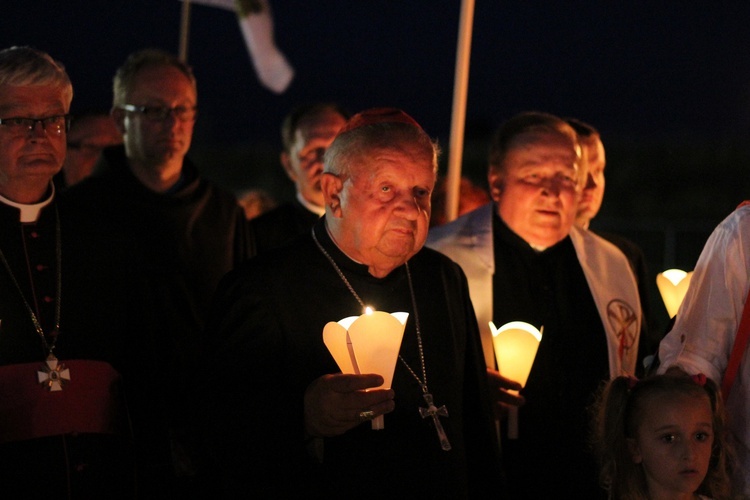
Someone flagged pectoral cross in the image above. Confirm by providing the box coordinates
[37,354,70,392]
[419,392,451,451]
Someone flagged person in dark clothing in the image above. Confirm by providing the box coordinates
[248,102,349,255]
[63,48,250,497]
[0,45,148,499]
[428,111,649,499]
[200,108,506,498]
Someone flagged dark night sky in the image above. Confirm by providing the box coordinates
[3,1,750,296]
[1,3,745,463]
[5,2,750,145]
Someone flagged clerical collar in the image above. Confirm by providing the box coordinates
[0,183,55,223]
[297,192,325,217]
[493,208,561,254]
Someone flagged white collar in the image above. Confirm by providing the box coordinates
[0,183,55,223]
[296,192,325,217]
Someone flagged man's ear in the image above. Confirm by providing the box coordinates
[487,170,503,203]
[320,172,344,218]
[280,152,296,182]
[111,107,127,135]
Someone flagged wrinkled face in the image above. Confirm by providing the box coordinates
[0,85,69,202]
[627,393,713,499]
[326,143,435,276]
[62,115,122,186]
[115,65,196,169]
[490,132,579,249]
[576,137,606,226]
[282,109,347,207]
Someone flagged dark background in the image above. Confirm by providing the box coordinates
[4,1,750,332]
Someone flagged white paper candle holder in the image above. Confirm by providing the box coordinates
[656,269,693,318]
[323,308,408,430]
[490,321,543,439]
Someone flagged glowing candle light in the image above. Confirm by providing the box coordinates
[489,321,543,439]
[656,269,693,318]
[323,309,408,430]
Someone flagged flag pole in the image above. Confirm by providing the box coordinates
[444,0,475,223]
[179,0,192,62]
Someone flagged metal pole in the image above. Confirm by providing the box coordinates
[179,0,192,62]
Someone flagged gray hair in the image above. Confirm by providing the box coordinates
[324,121,440,180]
[0,46,73,106]
[112,48,196,107]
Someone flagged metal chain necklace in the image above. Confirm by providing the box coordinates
[312,228,451,450]
[0,206,69,391]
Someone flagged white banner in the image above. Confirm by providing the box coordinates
[177,0,294,93]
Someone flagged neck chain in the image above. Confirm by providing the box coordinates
[0,206,69,391]
[312,227,452,450]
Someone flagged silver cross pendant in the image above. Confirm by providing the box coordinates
[419,392,451,451]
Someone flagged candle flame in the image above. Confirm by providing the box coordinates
[364,306,374,315]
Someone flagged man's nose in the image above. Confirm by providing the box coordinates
[584,173,597,190]
[396,192,420,218]
[539,177,562,196]
[30,120,49,137]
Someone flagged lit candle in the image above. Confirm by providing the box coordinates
[656,269,693,318]
[489,321,543,439]
[323,308,408,430]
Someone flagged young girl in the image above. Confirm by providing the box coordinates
[590,369,734,499]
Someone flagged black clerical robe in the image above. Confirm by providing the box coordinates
[201,218,504,499]
[0,197,151,498]
[63,145,252,494]
[247,198,320,256]
[491,215,610,499]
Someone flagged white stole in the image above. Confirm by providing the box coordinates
[569,226,641,377]
[427,203,642,377]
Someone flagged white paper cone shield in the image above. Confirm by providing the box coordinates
[490,321,542,388]
[656,270,693,318]
[323,321,357,374]
[348,311,407,389]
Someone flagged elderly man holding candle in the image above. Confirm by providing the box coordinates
[200,108,505,498]
[427,111,648,499]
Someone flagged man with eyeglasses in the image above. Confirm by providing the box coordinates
[63,48,250,497]
[0,46,148,497]
[247,102,350,255]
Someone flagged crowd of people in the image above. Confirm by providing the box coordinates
[0,44,748,499]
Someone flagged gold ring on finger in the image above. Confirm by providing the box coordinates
[358,410,375,423]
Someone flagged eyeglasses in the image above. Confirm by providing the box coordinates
[119,104,197,122]
[0,115,71,135]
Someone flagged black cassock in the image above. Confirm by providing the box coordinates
[200,217,504,499]
[491,213,643,500]
[0,197,150,498]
